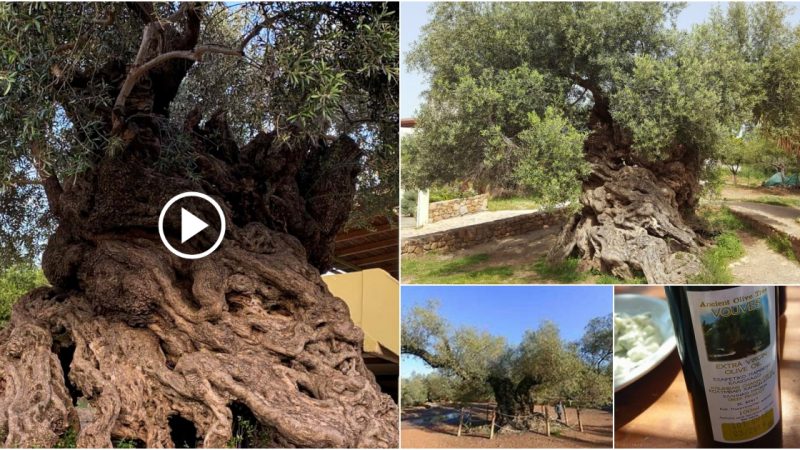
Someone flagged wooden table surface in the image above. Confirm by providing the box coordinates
[614,286,800,448]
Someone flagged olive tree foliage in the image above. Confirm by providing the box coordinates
[401,300,612,411]
[401,299,507,402]
[403,2,798,203]
[400,372,457,408]
[403,2,678,196]
[0,2,398,268]
[579,314,612,373]
[400,374,428,407]
[405,2,799,283]
[0,264,46,329]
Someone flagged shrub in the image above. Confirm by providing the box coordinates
[0,264,47,328]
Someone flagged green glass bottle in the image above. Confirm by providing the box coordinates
[665,286,782,448]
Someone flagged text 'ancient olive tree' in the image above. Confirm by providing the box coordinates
[404,2,800,282]
[0,2,398,447]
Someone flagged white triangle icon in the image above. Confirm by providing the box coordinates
[181,208,209,243]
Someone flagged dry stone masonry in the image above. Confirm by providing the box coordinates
[428,194,488,223]
[402,209,566,255]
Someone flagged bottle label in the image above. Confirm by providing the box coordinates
[686,286,780,443]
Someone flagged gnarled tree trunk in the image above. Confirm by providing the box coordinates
[0,6,397,448]
[548,91,703,283]
[487,376,539,431]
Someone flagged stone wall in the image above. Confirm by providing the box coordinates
[428,194,488,223]
[402,209,566,256]
[728,208,800,261]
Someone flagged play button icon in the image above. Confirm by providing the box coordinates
[159,192,226,259]
[181,208,208,243]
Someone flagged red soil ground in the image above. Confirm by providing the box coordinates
[401,404,612,448]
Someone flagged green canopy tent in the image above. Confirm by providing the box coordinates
[763,172,800,187]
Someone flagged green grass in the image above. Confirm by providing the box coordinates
[752,195,800,208]
[532,257,586,283]
[226,418,272,448]
[593,273,647,285]
[429,185,477,203]
[402,253,516,283]
[766,234,798,262]
[699,206,746,232]
[113,439,139,449]
[54,428,78,448]
[691,231,745,284]
[487,196,540,211]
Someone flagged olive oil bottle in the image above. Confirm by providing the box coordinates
[665,286,783,448]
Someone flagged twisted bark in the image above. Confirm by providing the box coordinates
[488,375,540,430]
[1,230,397,448]
[0,4,398,447]
[548,92,703,283]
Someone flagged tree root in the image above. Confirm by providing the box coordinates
[549,161,702,283]
[0,226,398,448]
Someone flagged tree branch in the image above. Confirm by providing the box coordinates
[30,142,63,216]
[112,16,267,134]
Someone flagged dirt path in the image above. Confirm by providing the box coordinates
[718,184,800,203]
[730,230,800,283]
[401,210,538,238]
[727,201,800,237]
[401,227,563,284]
[401,405,612,448]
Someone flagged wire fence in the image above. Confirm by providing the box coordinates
[455,402,588,440]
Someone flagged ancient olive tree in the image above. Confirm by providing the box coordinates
[401,300,611,431]
[404,2,799,282]
[0,2,398,447]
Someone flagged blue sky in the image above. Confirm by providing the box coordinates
[400,285,613,377]
[400,2,800,118]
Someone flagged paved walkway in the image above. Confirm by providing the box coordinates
[726,201,800,238]
[401,209,538,239]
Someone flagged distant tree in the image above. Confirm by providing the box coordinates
[423,372,457,403]
[580,314,613,372]
[401,374,429,408]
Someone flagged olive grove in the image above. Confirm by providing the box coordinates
[401,300,612,431]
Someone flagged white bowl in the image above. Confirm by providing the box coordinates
[614,294,677,392]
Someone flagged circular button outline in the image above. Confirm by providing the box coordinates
[158,192,226,259]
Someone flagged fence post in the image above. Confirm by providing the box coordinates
[489,408,496,440]
[564,405,569,427]
[457,407,464,437]
[545,405,550,437]
[577,407,584,432]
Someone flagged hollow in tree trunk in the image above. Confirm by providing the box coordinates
[548,92,704,283]
[0,7,397,448]
[487,376,540,431]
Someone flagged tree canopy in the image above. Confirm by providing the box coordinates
[0,2,399,269]
[403,2,799,282]
[404,2,799,198]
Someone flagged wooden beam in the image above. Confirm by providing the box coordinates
[335,224,395,242]
[336,237,399,257]
[348,252,398,266]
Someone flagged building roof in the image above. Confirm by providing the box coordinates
[400,118,417,128]
[333,215,398,278]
